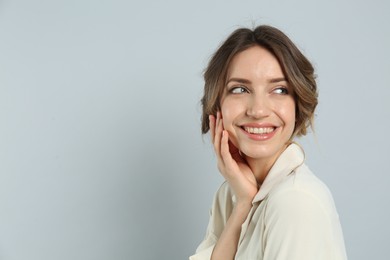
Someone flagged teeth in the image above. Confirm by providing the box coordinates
[244,127,275,134]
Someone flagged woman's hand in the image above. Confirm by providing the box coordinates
[209,112,258,205]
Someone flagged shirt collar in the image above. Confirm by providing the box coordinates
[252,142,305,203]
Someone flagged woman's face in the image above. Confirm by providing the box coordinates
[220,45,295,162]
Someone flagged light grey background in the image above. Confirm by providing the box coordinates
[1,0,389,259]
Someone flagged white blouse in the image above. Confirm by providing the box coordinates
[190,143,347,260]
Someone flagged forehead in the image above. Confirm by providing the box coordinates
[226,46,285,81]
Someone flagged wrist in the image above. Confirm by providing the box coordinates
[233,200,252,215]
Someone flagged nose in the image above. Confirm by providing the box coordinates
[246,94,271,119]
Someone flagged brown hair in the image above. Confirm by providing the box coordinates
[201,25,318,137]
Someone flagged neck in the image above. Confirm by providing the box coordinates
[245,157,275,185]
[244,144,289,185]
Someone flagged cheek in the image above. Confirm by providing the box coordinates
[220,100,241,147]
[220,100,229,125]
[221,110,232,130]
[220,99,238,129]
[279,100,296,128]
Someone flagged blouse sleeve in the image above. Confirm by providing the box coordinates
[189,182,233,260]
[188,216,217,260]
[262,188,348,260]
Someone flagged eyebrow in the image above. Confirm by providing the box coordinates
[226,77,287,85]
[269,77,287,83]
[226,78,251,85]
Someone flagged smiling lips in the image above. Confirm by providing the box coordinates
[240,125,278,140]
[243,126,275,134]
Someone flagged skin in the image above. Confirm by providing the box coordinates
[210,45,296,260]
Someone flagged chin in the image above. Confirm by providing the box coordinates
[239,142,287,161]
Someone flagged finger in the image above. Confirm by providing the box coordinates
[209,115,216,143]
[228,140,242,162]
[221,131,247,183]
[213,112,223,159]
[220,130,245,183]
[220,130,235,166]
[216,111,224,137]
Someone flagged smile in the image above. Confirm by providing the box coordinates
[243,126,276,134]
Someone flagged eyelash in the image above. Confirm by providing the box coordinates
[229,86,249,94]
[228,86,289,95]
[273,87,289,95]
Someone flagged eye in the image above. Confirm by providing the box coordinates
[273,87,289,95]
[229,86,249,94]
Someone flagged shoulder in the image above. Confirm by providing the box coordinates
[265,164,339,222]
[215,181,232,196]
[261,164,348,259]
[202,182,236,237]
[213,181,237,208]
[209,182,235,223]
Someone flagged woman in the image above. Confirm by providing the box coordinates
[190,25,347,260]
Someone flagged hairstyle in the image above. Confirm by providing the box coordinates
[201,25,318,137]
